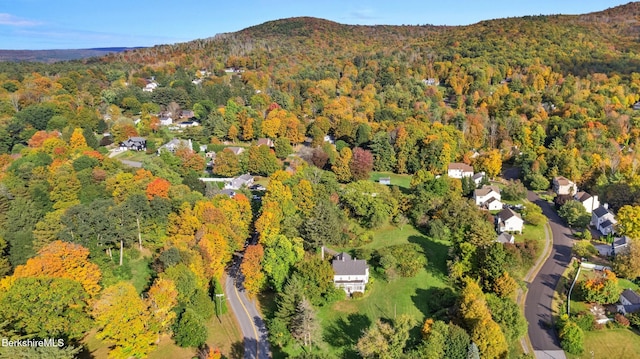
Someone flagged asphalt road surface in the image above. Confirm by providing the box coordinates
[225,262,271,359]
[524,191,573,358]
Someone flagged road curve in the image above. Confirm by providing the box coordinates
[225,263,271,359]
[524,191,573,355]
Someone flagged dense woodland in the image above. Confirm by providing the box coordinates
[2,2,640,359]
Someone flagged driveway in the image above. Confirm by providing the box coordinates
[524,191,573,359]
[225,261,271,359]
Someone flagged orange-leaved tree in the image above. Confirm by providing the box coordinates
[241,244,265,296]
[2,240,102,297]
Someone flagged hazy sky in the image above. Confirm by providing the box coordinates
[0,0,632,50]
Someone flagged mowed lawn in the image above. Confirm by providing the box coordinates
[566,329,640,359]
[369,172,412,189]
[316,225,451,358]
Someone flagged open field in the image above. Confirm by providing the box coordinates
[368,172,412,189]
[315,225,452,358]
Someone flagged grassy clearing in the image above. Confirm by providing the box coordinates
[368,172,412,189]
[566,329,640,359]
[315,225,451,358]
[113,149,151,162]
[129,256,153,294]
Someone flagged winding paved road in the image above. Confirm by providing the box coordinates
[524,191,573,359]
[225,261,271,359]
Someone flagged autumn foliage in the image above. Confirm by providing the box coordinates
[3,240,102,297]
[146,178,171,200]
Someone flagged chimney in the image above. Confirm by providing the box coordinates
[604,203,609,210]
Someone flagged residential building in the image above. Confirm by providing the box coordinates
[226,147,245,156]
[496,232,515,244]
[612,236,631,256]
[591,205,617,236]
[332,252,369,294]
[157,138,193,154]
[485,197,503,211]
[447,163,474,179]
[175,121,199,129]
[225,174,254,190]
[379,177,391,185]
[119,137,146,151]
[472,172,485,186]
[474,185,501,206]
[159,116,173,126]
[574,191,600,214]
[496,208,524,234]
[552,176,578,196]
[256,138,275,148]
[617,289,640,314]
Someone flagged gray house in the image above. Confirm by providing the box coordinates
[617,289,640,314]
[332,252,369,294]
[225,174,254,190]
[119,137,146,151]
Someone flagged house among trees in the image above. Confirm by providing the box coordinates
[225,174,254,190]
[157,138,193,154]
[447,163,474,179]
[226,147,245,155]
[175,121,199,129]
[496,208,524,234]
[332,252,369,295]
[119,137,146,151]
[591,205,617,236]
[474,185,501,207]
[159,115,173,126]
[180,110,195,119]
[256,138,275,148]
[472,172,486,186]
[617,289,640,314]
[574,191,600,213]
[379,177,391,185]
[552,176,577,196]
[496,232,515,244]
[612,236,631,256]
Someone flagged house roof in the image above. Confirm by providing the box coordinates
[332,252,368,276]
[226,147,245,155]
[622,289,640,305]
[472,172,485,180]
[486,197,501,205]
[613,236,630,248]
[600,219,615,229]
[159,138,191,150]
[128,137,146,142]
[256,138,274,147]
[553,176,572,186]
[496,232,514,244]
[593,206,611,218]
[574,191,592,202]
[497,208,521,222]
[475,185,500,197]
[448,163,473,172]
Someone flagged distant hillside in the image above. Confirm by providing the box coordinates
[0,47,144,63]
[100,2,640,77]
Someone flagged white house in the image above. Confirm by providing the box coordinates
[379,177,391,185]
[332,252,369,294]
[574,191,600,214]
[472,172,486,186]
[485,197,503,211]
[447,163,474,179]
[159,116,173,126]
[612,236,631,256]
[175,121,199,129]
[143,81,158,92]
[552,176,578,196]
[225,174,254,190]
[119,137,146,151]
[157,138,193,154]
[474,185,501,206]
[617,289,640,314]
[591,205,617,236]
[496,208,524,234]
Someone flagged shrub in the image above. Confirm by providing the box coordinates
[575,312,595,331]
[615,313,630,327]
[627,312,640,329]
[351,292,364,299]
[502,180,527,201]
